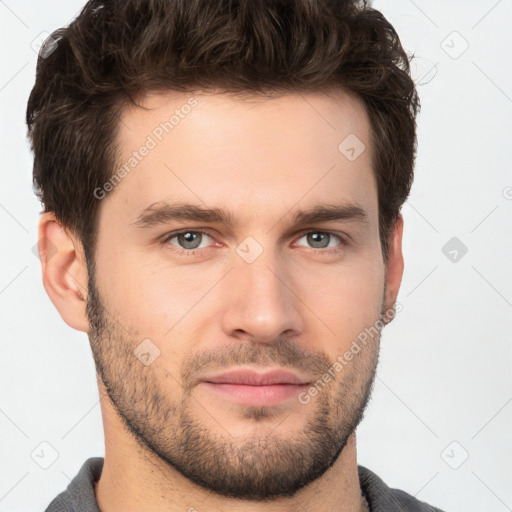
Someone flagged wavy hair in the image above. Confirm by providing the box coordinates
[27,0,420,265]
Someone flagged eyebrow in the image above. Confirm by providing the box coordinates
[131,201,370,230]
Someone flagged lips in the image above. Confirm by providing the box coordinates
[197,368,313,406]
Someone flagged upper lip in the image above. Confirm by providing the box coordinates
[200,368,312,386]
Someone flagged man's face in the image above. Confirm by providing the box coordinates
[86,90,394,500]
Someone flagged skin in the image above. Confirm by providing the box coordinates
[38,89,404,512]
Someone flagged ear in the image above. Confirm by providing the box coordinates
[37,212,90,332]
[382,213,404,323]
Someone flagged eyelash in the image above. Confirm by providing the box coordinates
[160,229,347,257]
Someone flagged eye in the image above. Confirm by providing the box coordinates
[160,229,346,257]
[294,231,345,252]
[162,229,214,254]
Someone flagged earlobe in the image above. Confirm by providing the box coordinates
[383,213,404,323]
[37,213,90,332]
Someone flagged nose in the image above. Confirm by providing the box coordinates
[219,249,304,344]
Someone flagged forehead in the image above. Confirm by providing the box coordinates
[105,89,377,230]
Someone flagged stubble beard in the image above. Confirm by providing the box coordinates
[85,265,382,500]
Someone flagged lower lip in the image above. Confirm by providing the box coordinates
[200,382,309,406]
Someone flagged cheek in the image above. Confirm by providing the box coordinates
[95,232,384,352]
[298,259,384,349]
[94,250,174,337]
[98,256,225,350]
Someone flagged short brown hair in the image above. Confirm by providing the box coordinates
[27,0,420,266]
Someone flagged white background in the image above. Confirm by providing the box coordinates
[0,1,511,511]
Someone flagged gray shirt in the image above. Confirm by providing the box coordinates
[44,457,446,511]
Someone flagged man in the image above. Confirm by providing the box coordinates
[27,0,445,510]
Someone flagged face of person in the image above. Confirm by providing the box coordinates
[84,90,401,500]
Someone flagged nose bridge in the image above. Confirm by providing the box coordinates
[221,239,303,342]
